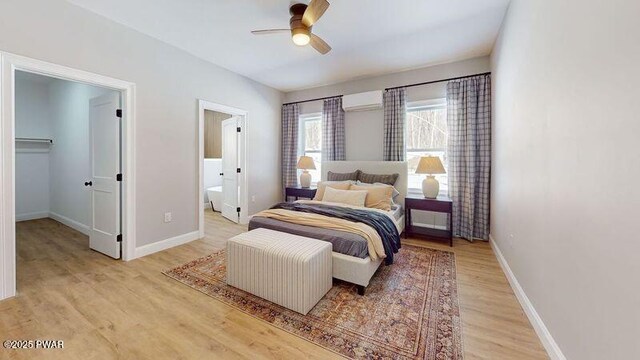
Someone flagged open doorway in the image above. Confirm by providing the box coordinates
[198,100,247,236]
[0,53,137,300]
[14,70,123,291]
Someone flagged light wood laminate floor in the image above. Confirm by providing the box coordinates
[0,210,548,359]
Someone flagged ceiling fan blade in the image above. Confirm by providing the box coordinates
[251,29,290,35]
[310,34,331,54]
[302,0,330,27]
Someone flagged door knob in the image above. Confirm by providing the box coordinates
[84,181,92,186]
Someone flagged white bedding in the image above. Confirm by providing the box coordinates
[389,204,403,221]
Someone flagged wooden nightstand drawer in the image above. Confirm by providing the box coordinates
[285,186,317,201]
[405,197,452,212]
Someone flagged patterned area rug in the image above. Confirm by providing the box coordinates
[163,245,463,359]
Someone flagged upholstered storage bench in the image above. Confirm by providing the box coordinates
[226,228,333,315]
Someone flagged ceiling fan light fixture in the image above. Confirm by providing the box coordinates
[291,28,310,46]
[252,0,331,54]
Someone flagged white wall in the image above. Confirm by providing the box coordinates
[15,153,50,221]
[284,57,490,227]
[49,79,116,231]
[0,0,282,248]
[15,72,51,220]
[491,0,640,359]
[15,72,51,138]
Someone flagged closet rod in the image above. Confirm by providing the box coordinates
[282,94,343,107]
[16,137,53,144]
[281,71,492,106]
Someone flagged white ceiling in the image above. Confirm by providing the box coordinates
[66,0,509,92]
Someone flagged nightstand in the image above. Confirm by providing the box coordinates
[404,193,453,246]
[285,186,317,201]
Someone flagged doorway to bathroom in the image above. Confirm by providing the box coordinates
[198,100,248,235]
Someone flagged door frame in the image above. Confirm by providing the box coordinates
[0,52,137,300]
[198,100,248,238]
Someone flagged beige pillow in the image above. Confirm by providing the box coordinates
[356,181,401,199]
[350,184,394,211]
[313,180,353,200]
[322,186,368,207]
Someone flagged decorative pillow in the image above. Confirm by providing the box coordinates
[356,181,401,199]
[327,170,360,181]
[350,184,394,211]
[313,180,353,201]
[358,171,399,186]
[322,186,368,207]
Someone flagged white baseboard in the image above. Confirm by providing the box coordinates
[15,211,49,222]
[134,230,200,259]
[489,234,566,360]
[49,211,90,236]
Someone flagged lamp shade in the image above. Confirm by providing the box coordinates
[415,156,446,174]
[297,156,316,170]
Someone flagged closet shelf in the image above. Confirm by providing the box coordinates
[16,137,53,144]
[16,137,53,154]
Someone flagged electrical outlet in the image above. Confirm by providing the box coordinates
[164,212,172,223]
[251,195,256,203]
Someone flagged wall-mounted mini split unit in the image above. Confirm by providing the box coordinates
[342,90,383,112]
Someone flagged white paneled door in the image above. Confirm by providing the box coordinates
[221,117,239,223]
[88,92,121,259]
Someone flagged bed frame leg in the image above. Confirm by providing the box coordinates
[356,285,366,296]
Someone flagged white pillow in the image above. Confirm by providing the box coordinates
[322,186,368,207]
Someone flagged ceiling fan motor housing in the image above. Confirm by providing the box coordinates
[289,3,311,45]
[289,3,308,17]
[289,3,310,32]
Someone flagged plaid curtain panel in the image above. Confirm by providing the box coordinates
[383,88,406,161]
[281,103,300,194]
[447,74,491,240]
[322,97,346,161]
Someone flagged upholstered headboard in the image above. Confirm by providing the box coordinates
[321,161,408,207]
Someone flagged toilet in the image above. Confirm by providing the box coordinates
[206,186,223,212]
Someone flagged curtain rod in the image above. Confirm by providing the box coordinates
[283,94,343,107]
[282,71,492,106]
[385,71,491,91]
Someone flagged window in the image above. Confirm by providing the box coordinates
[300,113,322,184]
[406,99,448,194]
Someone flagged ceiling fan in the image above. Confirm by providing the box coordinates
[251,0,332,55]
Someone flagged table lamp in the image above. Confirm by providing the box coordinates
[415,156,446,198]
[297,156,316,188]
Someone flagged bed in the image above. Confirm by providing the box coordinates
[249,161,407,294]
